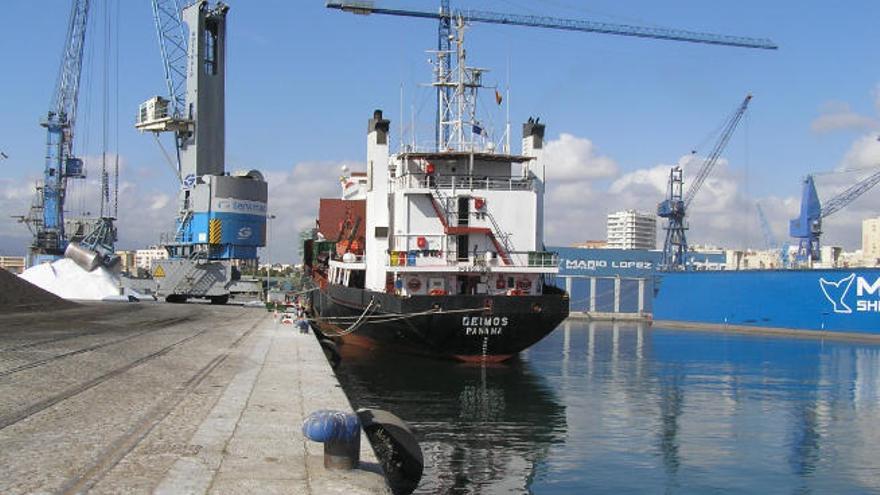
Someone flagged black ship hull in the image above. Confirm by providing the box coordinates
[309,283,569,362]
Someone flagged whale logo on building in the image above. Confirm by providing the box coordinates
[819,273,856,314]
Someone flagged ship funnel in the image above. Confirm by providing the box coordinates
[522,117,546,166]
[368,109,390,144]
[522,117,545,150]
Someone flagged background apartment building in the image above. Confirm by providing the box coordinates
[134,247,168,272]
[0,256,26,274]
[863,216,880,266]
[606,210,657,250]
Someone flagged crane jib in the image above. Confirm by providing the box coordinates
[326,2,778,50]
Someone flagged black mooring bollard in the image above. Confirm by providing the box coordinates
[302,410,361,470]
[324,430,361,470]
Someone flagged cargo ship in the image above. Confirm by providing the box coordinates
[546,245,880,335]
[652,268,880,334]
[302,20,568,362]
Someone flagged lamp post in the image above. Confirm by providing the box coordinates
[265,214,276,303]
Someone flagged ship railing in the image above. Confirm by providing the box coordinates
[392,173,534,192]
[329,252,367,264]
[397,142,502,154]
[390,234,446,253]
[386,248,558,269]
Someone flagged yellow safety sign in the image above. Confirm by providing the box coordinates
[154,265,166,278]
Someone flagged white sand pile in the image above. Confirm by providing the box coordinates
[20,258,125,301]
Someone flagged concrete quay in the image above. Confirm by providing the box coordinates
[0,302,388,494]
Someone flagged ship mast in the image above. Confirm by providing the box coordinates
[431,17,490,152]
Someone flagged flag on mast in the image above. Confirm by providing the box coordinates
[495,89,503,105]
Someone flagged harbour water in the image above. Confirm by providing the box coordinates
[335,320,880,494]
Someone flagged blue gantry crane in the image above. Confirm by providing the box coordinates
[326,1,777,149]
[789,169,880,263]
[658,94,752,270]
[22,0,91,266]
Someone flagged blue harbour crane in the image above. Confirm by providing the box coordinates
[24,0,91,265]
[658,94,752,270]
[790,169,880,264]
[325,1,777,150]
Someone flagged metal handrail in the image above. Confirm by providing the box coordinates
[393,173,534,192]
[386,249,558,268]
[482,208,514,254]
[330,253,367,264]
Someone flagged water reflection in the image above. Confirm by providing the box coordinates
[334,343,567,494]
[658,372,683,483]
[336,322,880,493]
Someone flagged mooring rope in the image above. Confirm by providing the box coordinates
[312,298,378,337]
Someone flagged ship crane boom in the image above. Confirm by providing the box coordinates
[658,94,752,270]
[821,169,880,219]
[790,167,880,263]
[684,95,753,208]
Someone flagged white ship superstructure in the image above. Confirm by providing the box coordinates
[330,18,558,299]
[311,16,568,362]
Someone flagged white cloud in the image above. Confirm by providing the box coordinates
[0,178,36,201]
[263,160,363,262]
[811,101,876,134]
[608,162,672,196]
[541,134,805,251]
[149,194,170,210]
[538,87,880,254]
[543,133,617,181]
[839,134,880,170]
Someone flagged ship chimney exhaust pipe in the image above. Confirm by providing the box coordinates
[368,109,390,145]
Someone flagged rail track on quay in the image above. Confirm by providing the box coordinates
[0,303,270,494]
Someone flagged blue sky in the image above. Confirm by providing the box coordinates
[2,1,880,260]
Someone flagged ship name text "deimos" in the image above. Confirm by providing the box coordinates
[463,316,509,336]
